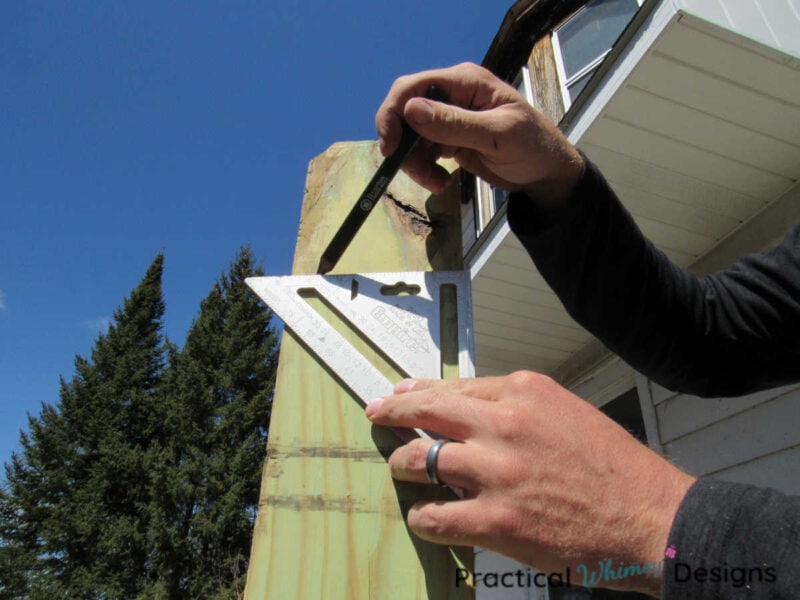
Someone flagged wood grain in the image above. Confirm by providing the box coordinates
[527,35,566,125]
[244,141,473,599]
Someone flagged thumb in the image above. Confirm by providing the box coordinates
[404,97,500,155]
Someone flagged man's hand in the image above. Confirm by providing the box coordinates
[366,372,696,596]
[375,62,584,204]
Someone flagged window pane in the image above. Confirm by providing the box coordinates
[558,0,639,79]
[566,68,596,100]
[493,187,508,213]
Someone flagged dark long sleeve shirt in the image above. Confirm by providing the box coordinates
[506,157,800,598]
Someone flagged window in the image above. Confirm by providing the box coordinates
[553,0,640,105]
[473,67,533,236]
[469,0,641,246]
[513,65,533,100]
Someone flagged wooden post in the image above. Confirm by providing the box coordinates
[244,141,474,599]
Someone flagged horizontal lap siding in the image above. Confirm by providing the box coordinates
[560,3,800,496]
[713,445,800,495]
[657,383,800,441]
[650,382,800,495]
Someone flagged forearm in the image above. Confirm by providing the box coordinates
[507,156,800,396]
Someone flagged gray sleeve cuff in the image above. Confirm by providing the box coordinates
[661,477,800,599]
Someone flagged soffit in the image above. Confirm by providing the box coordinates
[470,11,800,381]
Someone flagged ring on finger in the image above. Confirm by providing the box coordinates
[425,438,451,485]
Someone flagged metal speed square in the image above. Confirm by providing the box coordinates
[246,271,474,441]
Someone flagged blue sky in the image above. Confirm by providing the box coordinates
[0,2,504,466]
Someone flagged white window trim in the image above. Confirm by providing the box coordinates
[552,0,644,111]
[517,63,534,104]
[474,178,493,236]
[473,65,534,237]
[551,27,572,113]
[552,41,612,111]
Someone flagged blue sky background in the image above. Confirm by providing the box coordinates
[0,2,505,466]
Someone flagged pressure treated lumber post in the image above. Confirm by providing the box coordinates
[244,141,474,599]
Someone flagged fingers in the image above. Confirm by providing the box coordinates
[388,438,482,490]
[376,63,583,200]
[406,497,488,547]
[439,143,458,159]
[375,62,515,155]
[374,63,528,194]
[376,75,436,157]
[394,375,510,401]
[403,98,507,155]
[366,387,486,440]
[399,139,455,194]
[366,374,523,436]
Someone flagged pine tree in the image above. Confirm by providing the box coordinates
[144,246,277,598]
[1,249,277,599]
[0,255,167,598]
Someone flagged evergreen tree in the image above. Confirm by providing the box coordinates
[0,249,277,599]
[1,255,167,598]
[143,246,277,598]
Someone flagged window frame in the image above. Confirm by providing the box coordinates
[551,0,644,111]
[473,65,534,236]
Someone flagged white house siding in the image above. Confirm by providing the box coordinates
[640,378,800,495]
[676,0,800,57]
[464,2,800,597]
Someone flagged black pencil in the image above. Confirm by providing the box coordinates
[317,85,447,275]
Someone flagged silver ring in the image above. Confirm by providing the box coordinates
[425,439,450,485]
